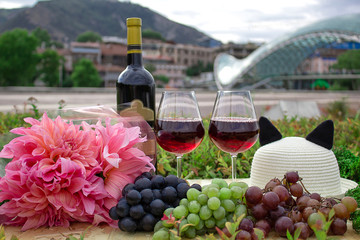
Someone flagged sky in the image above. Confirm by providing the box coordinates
[0,0,359,44]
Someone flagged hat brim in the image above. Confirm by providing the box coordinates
[188,178,358,198]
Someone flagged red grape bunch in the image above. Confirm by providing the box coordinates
[242,171,358,239]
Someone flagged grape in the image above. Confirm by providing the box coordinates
[269,206,285,222]
[238,218,254,232]
[188,200,201,213]
[126,189,141,206]
[212,178,228,188]
[190,183,202,191]
[234,204,247,218]
[288,209,302,223]
[272,185,290,202]
[152,189,162,199]
[319,207,331,219]
[177,182,190,199]
[251,203,268,220]
[165,175,179,188]
[109,206,119,220]
[187,213,200,226]
[262,192,280,210]
[122,183,135,196]
[199,205,213,220]
[151,175,166,189]
[290,183,303,197]
[333,203,350,219]
[162,186,178,203]
[341,196,358,213]
[135,177,151,191]
[173,205,188,219]
[235,230,251,240]
[310,192,321,201]
[306,198,321,209]
[185,226,196,238]
[197,194,208,205]
[187,188,201,201]
[207,197,221,210]
[307,212,323,229]
[331,218,347,235]
[179,219,190,232]
[264,178,281,191]
[205,217,216,228]
[140,213,157,232]
[116,198,130,217]
[221,199,236,212]
[195,219,204,230]
[213,206,226,220]
[302,207,316,221]
[245,186,263,205]
[296,195,311,211]
[207,187,220,198]
[140,171,153,180]
[179,198,189,207]
[140,189,154,205]
[154,220,164,232]
[216,218,227,229]
[164,207,174,217]
[118,217,137,232]
[152,229,170,240]
[129,204,145,219]
[231,186,244,199]
[229,181,248,189]
[275,216,294,237]
[294,222,311,240]
[150,199,166,217]
[285,171,300,183]
[255,219,271,236]
[219,187,232,200]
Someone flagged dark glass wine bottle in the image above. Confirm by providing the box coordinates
[117,17,156,169]
[117,17,155,126]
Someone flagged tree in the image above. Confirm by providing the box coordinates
[0,29,39,86]
[71,58,102,87]
[76,31,102,42]
[32,27,52,48]
[142,29,165,41]
[38,49,63,87]
[331,49,360,90]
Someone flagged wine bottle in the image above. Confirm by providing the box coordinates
[117,17,156,170]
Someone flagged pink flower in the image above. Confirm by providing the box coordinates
[0,113,154,230]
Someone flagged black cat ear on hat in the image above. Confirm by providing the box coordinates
[259,116,282,146]
[306,120,334,150]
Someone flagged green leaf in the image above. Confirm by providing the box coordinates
[286,229,294,240]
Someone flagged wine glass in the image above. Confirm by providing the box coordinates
[208,91,259,181]
[155,91,205,178]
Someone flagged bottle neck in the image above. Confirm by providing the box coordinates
[127,52,143,66]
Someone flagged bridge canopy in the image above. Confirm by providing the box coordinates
[215,13,360,89]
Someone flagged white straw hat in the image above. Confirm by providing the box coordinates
[250,117,358,197]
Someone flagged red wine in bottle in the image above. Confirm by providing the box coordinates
[117,18,156,170]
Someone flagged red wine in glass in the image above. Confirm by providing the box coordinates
[155,118,205,155]
[209,117,259,154]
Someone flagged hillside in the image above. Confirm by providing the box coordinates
[0,0,221,47]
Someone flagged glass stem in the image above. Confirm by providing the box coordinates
[231,154,237,181]
[176,155,182,178]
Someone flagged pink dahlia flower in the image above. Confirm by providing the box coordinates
[0,113,154,230]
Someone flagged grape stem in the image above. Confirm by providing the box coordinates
[298,179,311,194]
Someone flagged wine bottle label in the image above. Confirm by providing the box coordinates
[119,99,154,122]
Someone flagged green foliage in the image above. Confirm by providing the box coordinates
[38,49,63,87]
[142,29,165,41]
[332,49,360,71]
[311,79,329,90]
[326,98,349,120]
[76,31,102,42]
[186,61,213,76]
[157,116,360,180]
[0,28,39,86]
[32,27,52,48]
[334,146,360,183]
[71,58,102,87]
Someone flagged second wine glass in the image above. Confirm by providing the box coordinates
[208,91,259,181]
[155,91,205,178]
